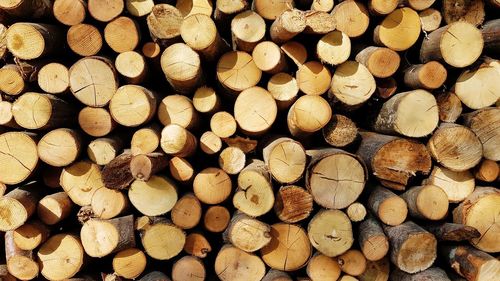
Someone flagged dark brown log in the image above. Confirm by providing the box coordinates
[424,223,481,242]
[441,245,500,281]
[102,151,134,190]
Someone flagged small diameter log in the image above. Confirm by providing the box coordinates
[425,223,481,242]
[109,85,157,127]
[421,22,483,68]
[61,160,105,206]
[184,233,212,258]
[441,245,500,281]
[297,61,331,96]
[38,234,85,280]
[78,107,116,137]
[194,167,232,205]
[91,187,128,219]
[311,0,334,12]
[53,0,86,26]
[158,95,199,129]
[331,1,370,38]
[69,56,119,107]
[81,215,135,258]
[368,0,398,15]
[337,249,367,276]
[436,92,462,123]
[115,51,148,84]
[307,253,342,281]
[308,209,353,257]
[368,185,408,226]
[176,0,213,17]
[261,223,311,271]
[234,160,275,217]
[274,185,313,223]
[403,61,447,90]
[88,0,123,22]
[270,9,306,44]
[355,47,400,78]
[204,205,230,233]
[13,92,74,130]
[67,23,103,57]
[419,8,442,32]
[234,86,277,136]
[390,267,451,281]
[374,90,439,138]
[427,124,482,172]
[214,0,249,22]
[211,111,237,138]
[224,213,271,252]
[129,175,178,216]
[171,193,202,230]
[5,230,39,280]
[424,166,475,203]
[37,62,69,94]
[112,248,147,279]
[172,256,206,280]
[0,183,43,231]
[262,270,292,281]
[463,107,500,161]
[346,202,367,222]
[263,137,306,184]
[0,64,25,96]
[252,0,294,20]
[131,125,161,155]
[0,101,18,128]
[231,11,266,52]
[453,186,500,253]
[38,128,82,167]
[358,215,389,261]
[12,220,49,250]
[287,95,332,138]
[161,43,203,94]
[322,114,358,148]
[358,257,390,281]
[474,159,499,182]
[374,8,420,51]
[104,16,140,53]
[0,132,38,185]
[329,61,376,108]
[169,157,195,183]
[215,245,266,281]
[87,137,123,166]
[6,23,63,60]
[306,148,368,209]
[146,4,182,47]
[267,72,299,110]
[139,271,171,281]
[137,217,185,260]
[38,192,73,225]
[130,153,168,181]
[217,51,262,95]
[193,86,221,114]
[303,10,336,35]
[281,41,308,66]
[401,185,449,220]
[402,0,435,10]
[200,131,223,155]
[252,41,288,74]
[160,124,197,157]
[219,146,246,175]
[443,0,485,26]
[455,58,500,107]
[0,0,52,18]
[181,14,228,61]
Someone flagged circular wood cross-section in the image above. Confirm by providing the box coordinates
[217,51,261,93]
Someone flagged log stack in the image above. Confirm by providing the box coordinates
[0,0,499,280]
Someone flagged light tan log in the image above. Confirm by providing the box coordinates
[128,175,178,216]
[172,256,206,281]
[136,216,185,260]
[112,248,147,279]
[88,0,123,22]
[53,0,86,25]
[176,0,213,17]
[252,41,288,74]
[401,0,435,10]
[126,0,154,17]
[215,245,266,281]
[403,61,447,90]
[401,185,449,220]
[37,128,81,167]
[37,233,85,280]
[307,253,342,281]
[210,111,237,138]
[130,152,168,181]
[160,124,197,157]
[322,114,358,148]
[193,86,220,114]
[109,85,157,127]
[204,205,230,232]
[38,192,73,225]
[306,148,367,209]
[231,11,266,52]
[184,232,212,258]
[427,123,483,172]
[424,166,475,203]
[287,95,332,138]
[474,159,499,182]
[91,187,128,219]
[316,31,351,66]
[67,23,103,57]
[37,62,69,94]
[346,202,366,222]
[6,23,63,60]
[193,167,232,204]
[443,0,484,26]
[419,8,442,32]
[331,0,370,37]
[358,257,390,281]
[281,41,308,66]
[368,185,408,226]
[441,245,500,281]
[436,91,462,123]
[355,47,400,78]
[200,131,222,155]
[78,107,116,137]
[303,10,336,35]
[337,249,367,276]
[308,209,353,257]
[115,51,148,84]
[374,8,421,51]
[171,193,202,230]
[234,159,275,217]
[81,215,135,258]
[130,125,161,155]
[224,213,271,252]
[60,160,105,206]
[161,43,203,94]
[463,107,500,161]
[267,72,298,110]
[453,186,500,253]
[357,132,432,190]
[0,64,25,96]
[0,183,42,232]
[311,0,334,12]
[455,59,500,109]
[146,4,183,47]
[252,0,294,20]
[12,220,49,251]
[169,156,195,183]
[263,137,306,184]
[368,0,398,15]
[217,51,262,96]
[261,223,311,271]
[330,61,376,107]
[5,230,39,280]
[0,101,19,128]
[218,146,246,175]
[69,56,118,107]
[270,9,306,44]
[0,0,52,18]
[297,61,331,96]
[158,94,198,129]
[358,215,389,261]
[234,86,277,136]
[274,185,313,223]
[214,0,249,22]
[87,136,123,166]
[181,13,228,61]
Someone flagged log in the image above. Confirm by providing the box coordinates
[0,0,52,18]
[53,0,86,26]
[440,245,500,281]
[233,160,274,216]
[193,167,232,205]
[37,62,69,94]
[0,101,19,128]
[281,41,308,65]
[214,0,249,22]
[12,220,49,250]
[160,124,197,157]
[172,256,206,281]
[355,47,400,79]
[436,92,462,123]
[311,0,334,12]
[337,249,367,276]
[88,0,123,22]
[267,72,299,110]
[0,64,26,96]
[269,9,306,44]
[274,185,313,223]
[287,95,332,137]
[346,202,366,222]
[87,137,123,166]
[80,215,135,258]
[37,192,73,225]
[330,61,376,108]
[306,253,342,281]
[78,107,116,137]
[91,187,128,219]
[0,131,38,185]
[424,166,475,203]
[367,185,408,226]
[0,183,43,231]
[261,223,311,271]
[184,232,212,258]
[6,23,63,60]
[474,159,499,182]
[462,107,500,161]
[303,10,336,34]
[442,0,485,26]
[401,185,449,220]
[217,51,262,95]
[453,186,500,253]
[316,31,351,66]
[146,4,183,47]
[425,223,481,242]
[100,152,132,189]
[252,41,288,74]
[125,0,154,17]
[231,11,266,52]
[401,0,435,10]
[137,217,185,260]
[358,215,389,261]
[297,61,331,96]
[171,193,202,230]
[139,271,171,281]
[322,114,358,148]
[37,234,85,280]
[112,248,147,279]
[306,148,368,209]
[130,153,168,181]
[373,8,421,51]
[263,137,306,184]
[193,86,221,114]
[161,43,203,94]
[176,0,213,17]
[218,146,246,175]
[368,0,398,15]
[215,245,266,281]
[60,160,105,206]
[224,213,271,252]
[5,230,39,280]
[200,131,222,155]
[331,0,370,38]
[234,86,277,136]
[169,157,195,183]
[390,267,451,281]
[67,23,103,56]
[37,128,82,167]
[210,111,237,138]
[482,20,500,56]
[181,13,228,61]
[129,175,178,216]
[419,8,442,32]
[204,205,230,233]
[109,85,157,127]
[403,61,447,90]
[252,0,294,20]
[262,270,293,281]
[308,209,353,257]
[358,257,390,281]
[115,51,148,84]
[158,95,198,129]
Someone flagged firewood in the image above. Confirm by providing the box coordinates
[125,0,154,17]
[204,205,230,233]
[88,0,123,22]
[322,114,359,148]
[160,124,197,157]
[217,51,262,95]
[234,86,277,135]
[60,160,105,206]
[67,24,103,57]
[339,275,359,281]
[330,61,376,108]
[311,0,334,12]
[87,137,123,165]
[109,85,157,127]
[308,209,353,257]
[38,128,82,167]
[337,249,367,276]
[253,0,294,20]
[462,107,500,161]
[193,167,232,204]
[193,86,221,114]
[115,51,148,84]
[368,185,408,226]
[215,245,266,281]
[0,0,52,18]
[474,159,499,182]
[424,166,475,203]
[442,0,484,26]
[171,193,202,230]
[307,253,342,281]
[136,216,186,260]
[181,13,228,61]
[287,95,332,137]
[368,0,398,15]
[78,107,117,137]
[331,1,369,38]
[37,233,85,280]
[224,213,271,252]
[424,223,480,242]
[169,157,195,183]
[139,271,171,281]
[218,146,246,175]
[274,185,313,223]
[296,61,331,96]
[214,0,249,22]
[440,245,500,281]
[0,101,19,128]
[210,111,237,138]
[176,0,213,17]
[130,125,161,155]
[270,9,306,44]
[161,43,203,94]
[172,256,206,281]
[281,41,308,65]
[0,64,26,95]
[436,91,462,123]
[12,220,49,250]
[303,10,336,34]
[457,62,500,110]
[358,215,389,261]
[401,184,449,220]
[231,11,266,52]
[346,202,366,222]
[402,0,436,10]
[403,61,447,90]
[37,192,73,225]
[252,41,288,74]
[158,95,199,129]
[390,267,451,281]
[184,233,211,258]
[0,183,43,231]
[5,230,39,280]
[419,8,442,32]
[200,131,223,155]
[37,62,69,94]
[355,47,400,79]
[267,72,299,110]
[316,31,350,66]
[358,257,390,281]
[112,248,147,279]
[146,4,182,47]
[6,23,63,60]
[53,0,86,26]
[374,8,421,51]
[128,175,178,216]
[262,270,293,281]
[262,137,305,184]
[91,187,128,219]
[130,153,168,181]
[482,19,499,56]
